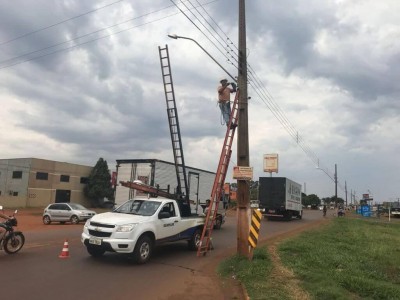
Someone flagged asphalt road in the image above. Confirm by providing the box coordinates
[0,209,325,300]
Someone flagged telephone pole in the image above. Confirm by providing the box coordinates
[237,0,250,258]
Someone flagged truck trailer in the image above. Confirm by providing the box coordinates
[258,177,303,221]
[114,159,225,225]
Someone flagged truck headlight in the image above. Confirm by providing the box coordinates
[84,219,91,228]
[116,224,137,232]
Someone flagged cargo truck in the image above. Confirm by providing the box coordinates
[258,177,303,221]
[114,159,225,228]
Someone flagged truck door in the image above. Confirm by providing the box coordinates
[156,202,183,240]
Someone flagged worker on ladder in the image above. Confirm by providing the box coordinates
[217,78,237,129]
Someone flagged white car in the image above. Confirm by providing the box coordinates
[43,203,96,225]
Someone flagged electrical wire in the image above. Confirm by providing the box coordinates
[173,1,352,197]
[0,0,125,46]
[0,1,218,70]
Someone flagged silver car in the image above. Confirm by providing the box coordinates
[43,203,96,225]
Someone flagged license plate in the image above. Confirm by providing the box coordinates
[89,238,102,245]
[268,210,276,213]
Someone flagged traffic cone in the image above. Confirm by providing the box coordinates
[59,239,70,259]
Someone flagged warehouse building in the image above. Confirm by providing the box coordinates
[0,158,92,208]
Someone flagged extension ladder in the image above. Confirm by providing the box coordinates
[158,45,189,199]
[197,90,240,256]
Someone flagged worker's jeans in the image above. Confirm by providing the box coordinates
[219,101,231,125]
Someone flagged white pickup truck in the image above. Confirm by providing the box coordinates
[81,197,205,264]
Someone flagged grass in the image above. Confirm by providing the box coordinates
[218,217,400,299]
[218,247,289,300]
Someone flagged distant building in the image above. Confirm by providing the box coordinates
[0,158,92,208]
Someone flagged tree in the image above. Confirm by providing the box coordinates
[249,180,259,200]
[84,158,114,207]
[302,193,321,207]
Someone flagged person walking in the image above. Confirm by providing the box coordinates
[323,205,327,217]
[217,78,237,128]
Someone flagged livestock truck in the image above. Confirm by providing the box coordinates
[258,177,303,220]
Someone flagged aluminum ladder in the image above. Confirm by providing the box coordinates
[158,45,189,200]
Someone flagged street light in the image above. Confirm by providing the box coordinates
[167,34,237,83]
[316,163,338,207]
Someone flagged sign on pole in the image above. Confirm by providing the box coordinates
[233,166,253,181]
[263,153,279,173]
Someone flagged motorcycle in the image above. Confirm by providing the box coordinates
[0,206,25,254]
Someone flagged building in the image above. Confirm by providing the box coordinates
[0,158,92,208]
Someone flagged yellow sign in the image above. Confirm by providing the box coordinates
[233,166,253,180]
[248,209,262,248]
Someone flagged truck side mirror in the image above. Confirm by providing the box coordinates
[159,212,170,219]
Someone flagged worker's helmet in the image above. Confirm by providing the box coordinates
[220,78,228,83]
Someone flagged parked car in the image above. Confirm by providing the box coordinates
[43,203,96,225]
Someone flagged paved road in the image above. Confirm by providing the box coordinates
[1,209,325,300]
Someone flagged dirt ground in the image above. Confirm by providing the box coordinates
[9,208,330,300]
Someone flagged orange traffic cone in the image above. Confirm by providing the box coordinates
[59,239,70,259]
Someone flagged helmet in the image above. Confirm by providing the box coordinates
[220,78,228,83]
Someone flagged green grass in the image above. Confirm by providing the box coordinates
[218,247,290,300]
[218,217,400,300]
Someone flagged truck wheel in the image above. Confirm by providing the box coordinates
[214,216,222,230]
[188,229,201,251]
[297,211,303,220]
[285,211,292,221]
[87,245,105,257]
[133,235,153,264]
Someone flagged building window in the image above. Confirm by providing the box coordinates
[60,175,70,182]
[36,172,49,180]
[12,171,23,179]
[13,191,18,196]
[80,177,89,184]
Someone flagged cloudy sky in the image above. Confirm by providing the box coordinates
[1,0,399,203]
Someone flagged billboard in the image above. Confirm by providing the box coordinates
[263,153,279,173]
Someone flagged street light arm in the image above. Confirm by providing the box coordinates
[167,34,237,83]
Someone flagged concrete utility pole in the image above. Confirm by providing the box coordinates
[345,180,348,206]
[334,164,338,206]
[236,0,250,258]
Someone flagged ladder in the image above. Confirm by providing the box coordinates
[158,45,189,200]
[197,90,240,256]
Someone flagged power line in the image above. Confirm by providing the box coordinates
[0,1,218,70]
[0,0,125,46]
[173,1,351,197]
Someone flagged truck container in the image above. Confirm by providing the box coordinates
[258,177,303,220]
[114,159,225,225]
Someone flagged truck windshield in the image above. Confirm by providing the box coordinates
[115,200,161,216]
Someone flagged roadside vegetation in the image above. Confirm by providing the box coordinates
[218,216,400,299]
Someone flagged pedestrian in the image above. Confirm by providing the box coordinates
[217,78,237,128]
[204,199,211,215]
[323,205,327,217]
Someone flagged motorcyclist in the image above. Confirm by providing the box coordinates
[338,206,345,217]
[0,212,13,220]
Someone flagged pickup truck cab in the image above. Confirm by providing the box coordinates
[81,197,205,264]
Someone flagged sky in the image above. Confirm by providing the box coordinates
[0,0,399,203]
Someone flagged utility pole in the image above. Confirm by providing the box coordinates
[237,0,250,258]
[345,180,347,207]
[334,164,338,207]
